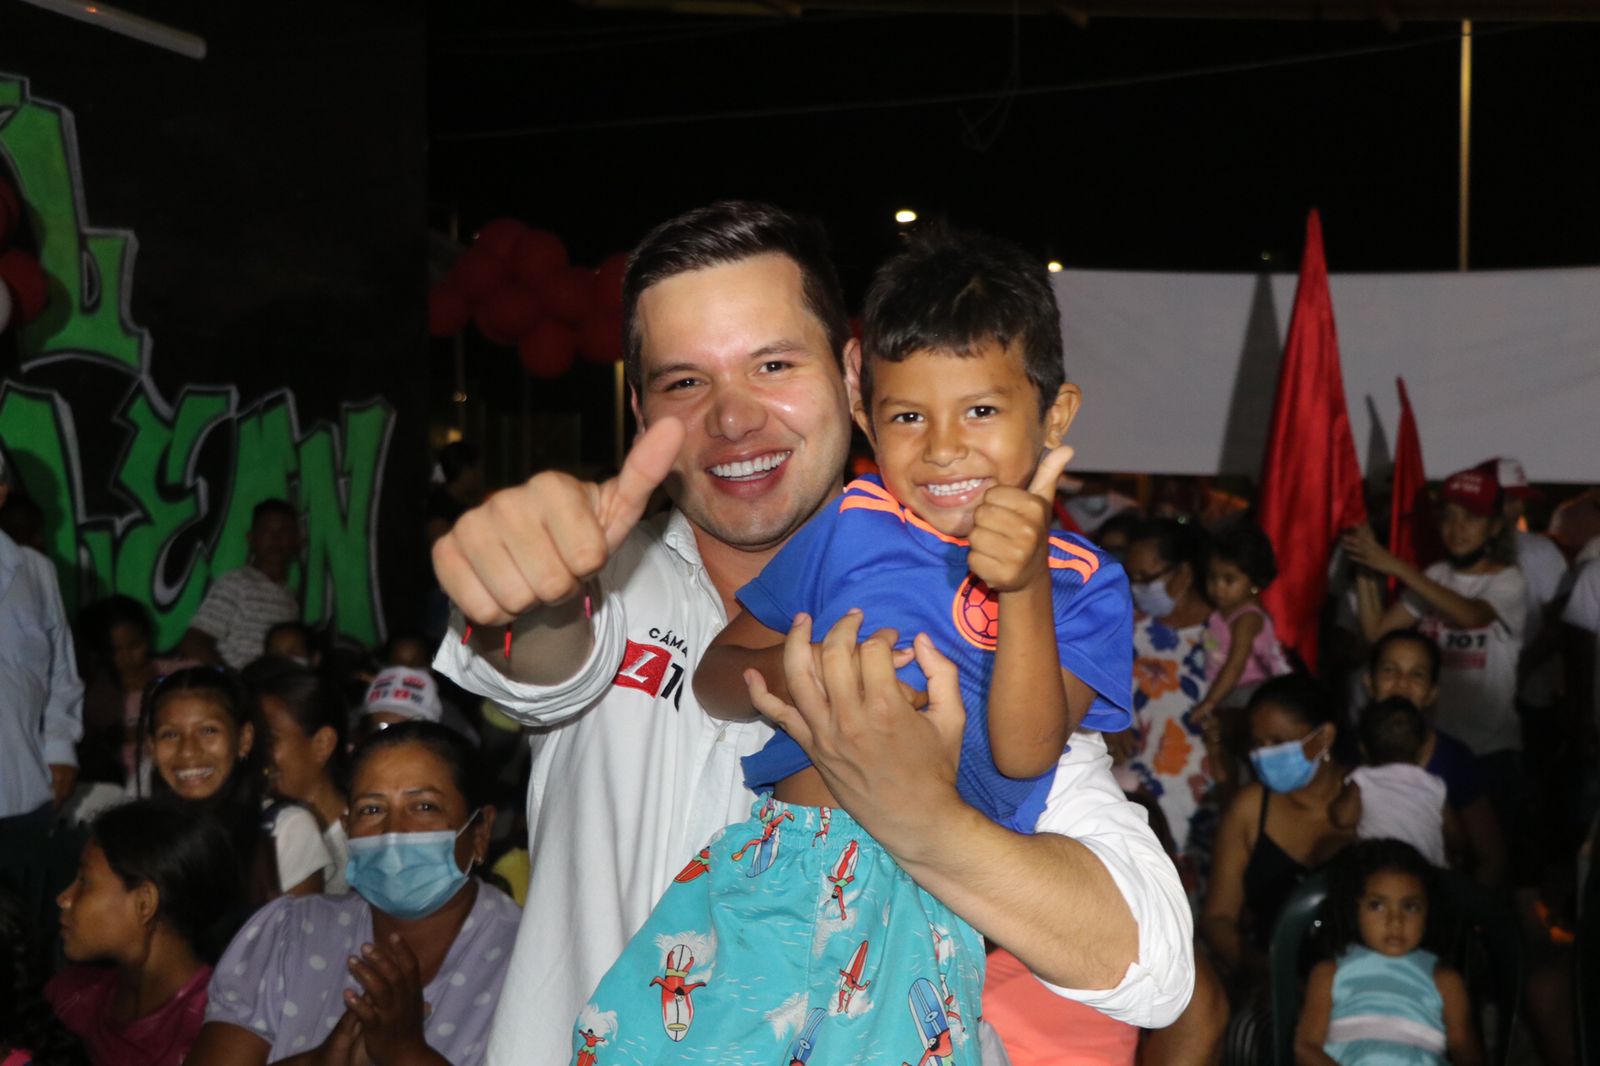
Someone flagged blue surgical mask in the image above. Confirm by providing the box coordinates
[1250,735,1322,793]
[346,809,481,920]
[1131,578,1176,618]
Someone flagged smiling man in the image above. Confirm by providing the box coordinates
[432,202,1192,1065]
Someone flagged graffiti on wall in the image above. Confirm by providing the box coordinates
[0,75,393,647]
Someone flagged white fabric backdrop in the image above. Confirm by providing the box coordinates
[1054,266,1600,483]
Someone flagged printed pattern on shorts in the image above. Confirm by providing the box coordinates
[572,796,985,1066]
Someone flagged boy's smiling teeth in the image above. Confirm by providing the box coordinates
[175,767,214,781]
[709,451,790,480]
[925,478,984,498]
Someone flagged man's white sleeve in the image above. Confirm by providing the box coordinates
[432,586,630,728]
[34,551,83,766]
[1032,730,1195,1029]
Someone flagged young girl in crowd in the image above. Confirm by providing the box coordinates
[142,666,332,906]
[1295,840,1483,1066]
[243,658,351,893]
[46,801,238,1066]
[1193,524,1291,725]
[1330,697,1459,867]
[75,596,185,793]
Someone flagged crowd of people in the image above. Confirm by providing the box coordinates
[0,199,1597,1066]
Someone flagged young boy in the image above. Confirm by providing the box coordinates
[1331,696,1463,867]
[571,228,1133,1065]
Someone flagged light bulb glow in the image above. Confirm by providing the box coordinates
[894,209,917,224]
[1046,260,1064,273]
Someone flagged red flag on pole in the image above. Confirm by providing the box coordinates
[1257,210,1368,673]
[1387,377,1438,599]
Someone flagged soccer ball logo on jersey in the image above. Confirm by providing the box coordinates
[952,575,1000,651]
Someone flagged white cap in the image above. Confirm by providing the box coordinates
[362,667,443,723]
[1490,457,1538,500]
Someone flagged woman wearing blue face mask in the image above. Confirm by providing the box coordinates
[1119,519,1220,885]
[185,721,519,1066]
[1201,676,1353,984]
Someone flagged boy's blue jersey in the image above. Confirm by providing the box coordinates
[738,475,1134,831]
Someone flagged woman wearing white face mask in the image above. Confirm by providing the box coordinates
[1120,519,1220,886]
[186,721,518,1066]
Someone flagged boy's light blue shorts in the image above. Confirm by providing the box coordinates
[571,795,985,1066]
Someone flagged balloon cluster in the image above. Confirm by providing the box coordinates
[428,217,628,380]
[0,178,48,335]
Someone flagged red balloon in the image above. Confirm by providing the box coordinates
[0,249,48,324]
[592,252,628,314]
[474,284,543,346]
[578,311,624,365]
[450,247,510,302]
[427,281,471,337]
[519,319,576,379]
[474,217,526,261]
[544,265,594,325]
[509,229,568,288]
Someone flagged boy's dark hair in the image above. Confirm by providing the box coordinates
[1358,696,1428,765]
[859,225,1065,418]
[1210,524,1279,589]
[621,201,849,392]
[1324,838,1437,956]
[252,497,298,526]
[1368,629,1442,685]
[91,800,241,962]
[351,719,491,811]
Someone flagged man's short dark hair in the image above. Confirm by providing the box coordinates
[252,498,298,527]
[621,201,850,392]
[859,225,1065,418]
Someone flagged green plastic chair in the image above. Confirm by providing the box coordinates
[1267,867,1524,1066]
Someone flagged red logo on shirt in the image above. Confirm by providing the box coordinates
[613,641,671,695]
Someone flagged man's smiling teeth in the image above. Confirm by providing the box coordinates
[709,451,790,480]
[925,478,983,498]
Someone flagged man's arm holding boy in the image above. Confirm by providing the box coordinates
[751,614,1194,1028]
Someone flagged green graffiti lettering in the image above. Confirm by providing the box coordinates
[0,76,396,647]
[112,391,231,647]
[0,76,144,370]
[299,402,392,646]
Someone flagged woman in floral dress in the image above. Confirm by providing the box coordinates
[1120,520,1218,893]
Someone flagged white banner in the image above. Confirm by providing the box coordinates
[1054,266,1600,483]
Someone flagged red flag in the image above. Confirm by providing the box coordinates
[1258,211,1368,673]
[1387,377,1438,599]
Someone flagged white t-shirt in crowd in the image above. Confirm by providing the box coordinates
[270,802,335,892]
[322,819,349,894]
[1403,562,1527,756]
[1349,763,1448,866]
[436,509,1193,1066]
[1515,530,1569,708]
[190,565,299,670]
[1561,559,1600,731]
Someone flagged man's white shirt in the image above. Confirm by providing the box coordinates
[436,509,1192,1066]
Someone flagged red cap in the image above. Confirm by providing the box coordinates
[1478,457,1539,500]
[1442,467,1499,517]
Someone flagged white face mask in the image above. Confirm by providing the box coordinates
[1130,578,1176,617]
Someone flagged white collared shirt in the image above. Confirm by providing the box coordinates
[0,531,84,817]
[436,510,1193,1066]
